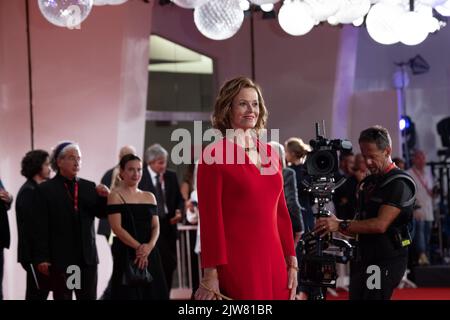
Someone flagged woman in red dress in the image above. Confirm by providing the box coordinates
[194,77,298,300]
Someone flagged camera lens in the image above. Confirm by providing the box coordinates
[310,151,336,176]
[316,154,331,171]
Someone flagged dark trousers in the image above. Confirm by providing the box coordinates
[0,249,3,300]
[158,219,177,291]
[50,264,97,300]
[100,235,113,300]
[21,263,50,300]
[188,229,200,294]
[295,244,324,299]
[349,255,407,300]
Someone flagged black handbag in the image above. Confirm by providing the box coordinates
[122,256,153,286]
[117,193,153,286]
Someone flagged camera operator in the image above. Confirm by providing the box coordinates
[314,126,416,300]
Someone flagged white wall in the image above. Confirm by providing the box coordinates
[0,0,153,299]
[355,26,450,161]
[349,90,401,156]
[252,17,344,144]
[0,0,35,301]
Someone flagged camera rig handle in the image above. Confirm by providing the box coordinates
[301,176,347,218]
[329,238,354,264]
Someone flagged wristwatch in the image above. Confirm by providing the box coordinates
[339,220,350,232]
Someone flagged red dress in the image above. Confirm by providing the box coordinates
[197,138,296,300]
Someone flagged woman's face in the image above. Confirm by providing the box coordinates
[39,157,51,180]
[121,160,142,186]
[230,88,260,131]
[285,149,295,164]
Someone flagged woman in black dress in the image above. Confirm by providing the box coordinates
[107,154,169,300]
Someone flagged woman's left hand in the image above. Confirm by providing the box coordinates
[287,266,298,300]
[136,243,153,259]
[286,256,298,300]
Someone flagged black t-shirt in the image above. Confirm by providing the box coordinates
[383,179,413,208]
[333,175,358,220]
[357,169,414,263]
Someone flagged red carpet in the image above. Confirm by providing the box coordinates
[326,288,450,300]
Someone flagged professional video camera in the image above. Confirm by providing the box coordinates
[298,122,354,300]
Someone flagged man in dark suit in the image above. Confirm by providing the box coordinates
[0,178,12,300]
[33,142,109,300]
[139,144,184,291]
[16,149,52,300]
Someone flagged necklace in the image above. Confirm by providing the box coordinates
[244,146,257,153]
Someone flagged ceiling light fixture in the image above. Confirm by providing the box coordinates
[168,0,449,45]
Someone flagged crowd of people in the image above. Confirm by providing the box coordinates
[0,76,440,300]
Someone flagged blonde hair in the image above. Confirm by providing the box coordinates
[285,137,312,160]
[212,76,268,135]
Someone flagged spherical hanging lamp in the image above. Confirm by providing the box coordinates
[194,0,244,40]
[249,0,280,5]
[397,11,430,45]
[107,0,128,5]
[172,0,211,9]
[278,0,315,36]
[334,0,371,24]
[366,2,405,45]
[417,0,447,7]
[38,0,94,28]
[304,0,341,22]
[435,0,450,16]
[93,0,109,5]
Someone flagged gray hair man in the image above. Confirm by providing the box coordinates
[33,141,110,300]
[139,143,184,291]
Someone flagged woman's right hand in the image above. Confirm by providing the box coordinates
[134,255,148,270]
[195,276,221,300]
[0,190,12,203]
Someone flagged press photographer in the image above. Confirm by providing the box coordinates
[314,125,417,300]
